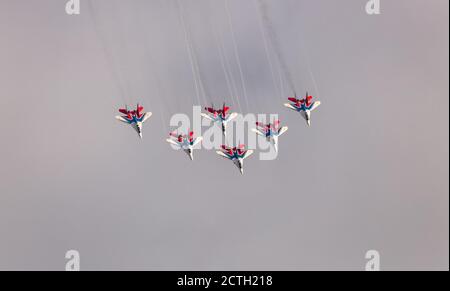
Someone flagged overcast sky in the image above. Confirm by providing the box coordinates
[0,0,448,270]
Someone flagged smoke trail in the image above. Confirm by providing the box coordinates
[213,24,238,109]
[177,0,212,107]
[225,0,250,112]
[278,64,285,99]
[301,37,322,98]
[87,1,129,105]
[176,0,202,107]
[257,0,297,95]
[214,24,243,114]
[253,0,283,101]
[131,2,173,135]
[190,37,211,106]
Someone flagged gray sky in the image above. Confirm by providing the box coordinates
[0,0,448,270]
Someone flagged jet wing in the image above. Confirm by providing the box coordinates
[192,136,203,147]
[226,112,238,122]
[278,126,288,136]
[310,101,321,111]
[115,116,130,124]
[242,150,254,160]
[284,103,299,111]
[201,113,215,122]
[166,139,181,148]
[216,151,231,160]
[143,112,153,123]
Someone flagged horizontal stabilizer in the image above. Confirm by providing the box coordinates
[310,101,321,112]
[278,126,288,136]
[243,150,254,160]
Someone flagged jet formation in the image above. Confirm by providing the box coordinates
[116,93,321,174]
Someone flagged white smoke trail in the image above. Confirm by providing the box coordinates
[177,0,212,108]
[225,0,250,112]
[302,42,322,99]
[257,0,298,95]
[176,0,202,107]
[213,25,237,109]
[208,0,243,114]
[253,0,283,101]
[131,3,173,135]
[190,36,211,106]
[278,64,285,99]
[215,26,243,114]
[87,1,129,105]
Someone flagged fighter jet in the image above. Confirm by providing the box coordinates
[284,92,321,126]
[252,120,288,153]
[166,130,203,161]
[201,103,238,137]
[216,145,254,175]
[115,104,152,138]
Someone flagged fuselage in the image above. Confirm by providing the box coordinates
[293,102,314,112]
[123,114,146,124]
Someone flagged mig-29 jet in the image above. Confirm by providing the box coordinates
[166,130,203,161]
[115,104,152,138]
[216,144,254,175]
[201,103,238,137]
[284,92,321,126]
[252,120,288,153]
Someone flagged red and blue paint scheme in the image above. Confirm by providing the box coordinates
[201,103,238,137]
[284,92,321,126]
[288,94,315,111]
[216,144,254,175]
[255,120,283,138]
[252,120,288,153]
[205,103,231,121]
[115,104,152,138]
[166,130,203,161]
[118,104,146,122]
